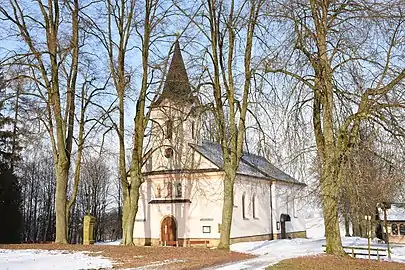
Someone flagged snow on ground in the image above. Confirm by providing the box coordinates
[3,217,405,270]
[0,249,114,270]
[95,239,121,246]
[305,216,326,238]
[208,217,405,270]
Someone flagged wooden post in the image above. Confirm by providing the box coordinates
[368,228,371,259]
[383,205,391,259]
[365,215,371,259]
[377,250,380,261]
[352,247,355,257]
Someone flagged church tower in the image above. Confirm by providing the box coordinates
[146,41,200,173]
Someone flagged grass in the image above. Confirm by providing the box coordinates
[266,255,405,270]
[0,243,255,269]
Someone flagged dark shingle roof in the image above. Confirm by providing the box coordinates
[190,141,304,185]
[155,40,193,105]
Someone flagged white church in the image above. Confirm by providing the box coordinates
[133,41,307,247]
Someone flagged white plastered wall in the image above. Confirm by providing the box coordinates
[230,175,273,238]
[133,172,224,240]
[272,182,306,235]
[133,172,307,240]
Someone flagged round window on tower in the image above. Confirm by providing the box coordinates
[164,147,174,158]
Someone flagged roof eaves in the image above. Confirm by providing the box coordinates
[241,154,303,185]
[143,168,222,176]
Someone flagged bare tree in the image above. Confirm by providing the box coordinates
[0,0,111,243]
[83,0,175,244]
[0,0,82,243]
[19,148,56,243]
[197,0,264,249]
[340,126,403,238]
[264,0,405,253]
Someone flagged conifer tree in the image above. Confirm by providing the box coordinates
[0,74,22,243]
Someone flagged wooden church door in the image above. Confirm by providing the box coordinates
[161,216,177,245]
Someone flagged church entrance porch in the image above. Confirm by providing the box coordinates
[160,216,177,246]
[280,214,291,239]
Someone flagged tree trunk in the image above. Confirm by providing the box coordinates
[55,165,68,244]
[121,170,142,245]
[344,213,351,237]
[360,219,367,238]
[371,221,376,239]
[352,212,360,236]
[320,158,344,255]
[121,193,130,244]
[33,193,38,241]
[122,190,140,245]
[218,170,235,250]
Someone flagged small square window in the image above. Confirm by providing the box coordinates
[203,226,211,233]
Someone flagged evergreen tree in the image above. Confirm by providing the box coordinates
[0,73,22,243]
[0,75,14,167]
[0,106,13,166]
[0,165,22,243]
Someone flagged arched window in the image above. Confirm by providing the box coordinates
[165,119,173,139]
[392,224,398,235]
[252,194,257,219]
[242,193,246,219]
[166,182,172,198]
[400,224,405,235]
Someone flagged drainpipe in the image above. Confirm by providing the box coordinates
[270,180,273,240]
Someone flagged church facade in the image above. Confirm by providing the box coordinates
[133,41,307,247]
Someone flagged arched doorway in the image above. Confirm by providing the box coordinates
[160,216,177,246]
[280,214,291,239]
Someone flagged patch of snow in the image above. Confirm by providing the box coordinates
[207,217,405,270]
[0,249,114,270]
[95,239,122,246]
[305,216,325,238]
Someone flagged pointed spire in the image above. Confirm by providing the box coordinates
[155,40,192,105]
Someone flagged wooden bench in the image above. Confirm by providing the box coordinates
[187,240,209,247]
[160,240,179,246]
[322,245,387,261]
[159,240,209,247]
